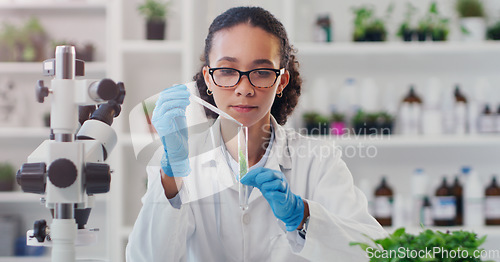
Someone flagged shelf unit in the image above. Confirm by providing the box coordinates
[0,1,110,260]
[386,225,500,237]
[0,1,107,11]
[324,134,500,147]
[294,41,500,56]
[0,62,106,75]
[0,191,107,204]
[121,40,183,54]
[0,192,44,203]
[0,258,49,262]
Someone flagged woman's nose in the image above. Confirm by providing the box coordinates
[234,76,255,96]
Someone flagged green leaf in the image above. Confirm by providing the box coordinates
[392,227,406,238]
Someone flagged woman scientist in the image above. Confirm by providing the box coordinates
[126,6,387,262]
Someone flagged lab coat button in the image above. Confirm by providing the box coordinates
[242,214,251,224]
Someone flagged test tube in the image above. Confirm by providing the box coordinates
[238,125,250,211]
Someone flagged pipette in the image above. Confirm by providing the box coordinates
[189,94,241,126]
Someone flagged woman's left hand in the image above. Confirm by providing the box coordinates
[241,167,304,231]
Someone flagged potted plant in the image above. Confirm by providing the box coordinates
[329,113,345,135]
[431,18,450,41]
[352,110,368,135]
[365,113,379,135]
[303,112,320,135]
[22,17,48,62]
[302,112,329,135]
[352,4,392,42]
[376,112,394,135]
[416,2,449,42]
[428,2,450,41]
[487,21,500,40]
[0,22,24,61]
[365,18,387,42]
[0,162,15,191]
[316,115,330,135]
[397,3,417,42]
[77,43,95,62]
[416,15,432,41]
[456,0,486,42]
[352,6,372,42]
[351,227,491,262]
[138,0,170,40]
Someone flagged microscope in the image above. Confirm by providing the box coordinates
[16,46,125,262]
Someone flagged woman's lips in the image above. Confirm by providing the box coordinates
[231,105,257,113]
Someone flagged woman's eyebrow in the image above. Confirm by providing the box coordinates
[217,56,238,63]
[252,59,274,67]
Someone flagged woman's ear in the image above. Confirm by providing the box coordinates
[202,66,212,90]
[277,69,290,95]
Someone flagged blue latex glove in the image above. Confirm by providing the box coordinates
[241,167,304,231]
[151,84,191,177]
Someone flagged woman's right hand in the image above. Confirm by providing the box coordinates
[151,84,191,177]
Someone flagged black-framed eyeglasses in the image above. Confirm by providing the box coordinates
[208,67,285,89]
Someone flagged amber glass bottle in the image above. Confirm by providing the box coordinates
[452,176,463,225]
[433,177,456,226]
[403,86,423,104]
[454,85,468,134]
[454,85,467,103]
[485,176,500,225]
[374,177,393,226]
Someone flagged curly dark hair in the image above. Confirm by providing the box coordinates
[193,6,302,125]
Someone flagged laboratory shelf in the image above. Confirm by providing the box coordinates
[294,41,500,56]
[314,134,500,148]
[121,41,184,54]
[0,1,107,12]
[0,257,50,262]
[0,191,43,203]
[0,127,49,140]
[0,191,108,204]
[0,62,107,75]
[385,225,500,237]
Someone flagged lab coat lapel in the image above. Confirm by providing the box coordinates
[247,116,292,204]
[202,117,239,191]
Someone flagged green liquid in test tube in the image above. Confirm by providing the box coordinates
[238,126,250,211]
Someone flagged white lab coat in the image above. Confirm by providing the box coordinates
[126,116,388,262]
